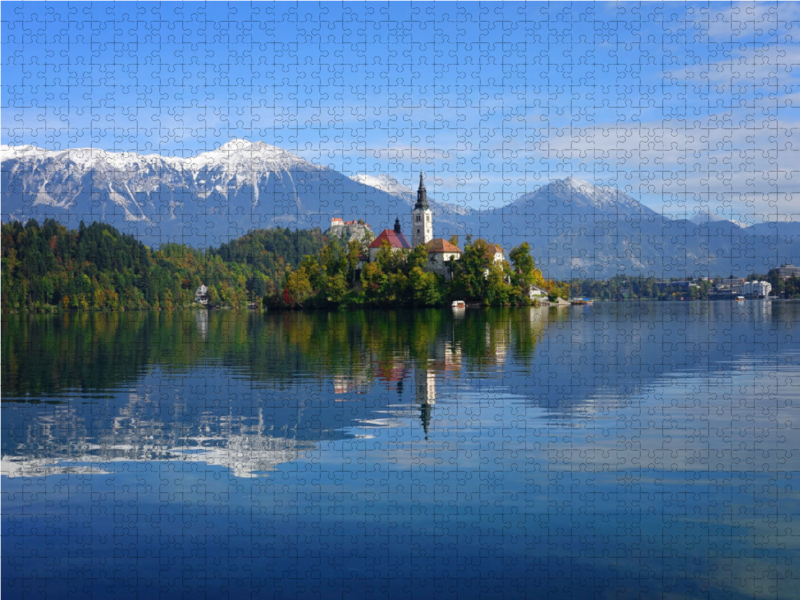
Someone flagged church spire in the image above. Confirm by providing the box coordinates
[415,172,429,209]
[412,171,433,247]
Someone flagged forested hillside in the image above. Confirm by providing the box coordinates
[1,219,324,312]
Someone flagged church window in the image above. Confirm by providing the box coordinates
[416,215,421,222]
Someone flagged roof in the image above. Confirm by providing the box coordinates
[425,238,461,254]
[482,243,503,258]
[368,229,412,250]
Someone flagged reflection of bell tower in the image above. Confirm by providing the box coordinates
[414,364,435,439]
[419,403,432,440]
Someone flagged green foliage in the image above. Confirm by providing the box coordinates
[4,219,577,312]
[450,239,494,302]
[2,220,321,312]
[210,227,325,283]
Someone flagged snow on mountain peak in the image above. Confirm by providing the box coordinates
[549,176,642,210]
[350,173,412,197]
[191,139,315,173]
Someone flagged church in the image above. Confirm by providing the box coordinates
[366,173,463,278]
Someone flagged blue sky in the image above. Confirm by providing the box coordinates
[3,1,800,222]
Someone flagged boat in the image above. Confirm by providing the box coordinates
[735,295,745,302]
[451,300,466,309]
[570,298,593,306]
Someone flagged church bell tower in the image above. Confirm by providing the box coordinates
[412,172,433,247]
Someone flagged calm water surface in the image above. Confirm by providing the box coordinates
[3,303,800,599]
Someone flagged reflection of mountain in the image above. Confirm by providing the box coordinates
[4,302,797,476]
[1,369,378,478]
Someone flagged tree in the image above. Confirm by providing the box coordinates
[284,268,313,307]
[509,242,539,288]
[405,245,428,273]
[450,239,493,301]
[325,272,348,304]
[409,267,444,306]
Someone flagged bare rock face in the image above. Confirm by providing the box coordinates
[326,219,375,244]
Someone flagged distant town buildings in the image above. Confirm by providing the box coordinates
[654,280,700,291]
[742,280,772,298]
[716,278,745,292]
[775,264,800,279]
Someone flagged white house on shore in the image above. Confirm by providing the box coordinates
[195,284,208,305]
[527,284,548,299]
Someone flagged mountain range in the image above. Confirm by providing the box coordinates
[3,139,799,278]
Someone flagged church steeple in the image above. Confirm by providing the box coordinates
[411,172,433,247]
[415,172,429,209]
[394,216,402,234]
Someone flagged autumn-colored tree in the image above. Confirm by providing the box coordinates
[284,268,313,307]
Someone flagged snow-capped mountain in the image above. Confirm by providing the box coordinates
[3,142,799,277]
[1,140,412,244]
[506,177,657,215]
[689,209,743,227]
[350,173,411,199]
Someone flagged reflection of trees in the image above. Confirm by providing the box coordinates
[2,307,561,399]
[8,303,786,476]
[2,308,560,473]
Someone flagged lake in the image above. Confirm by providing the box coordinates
[3,303,800,599]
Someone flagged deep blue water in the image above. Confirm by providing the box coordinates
[3,303,800,599]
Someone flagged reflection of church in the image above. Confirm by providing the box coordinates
[413,337,463,440]
[415,365,436,440]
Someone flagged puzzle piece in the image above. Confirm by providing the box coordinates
[3,2,800,599]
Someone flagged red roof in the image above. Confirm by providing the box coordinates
[425,239,461,253]
[368,229,412,250]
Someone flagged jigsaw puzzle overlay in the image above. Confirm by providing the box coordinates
[3,2,800,600]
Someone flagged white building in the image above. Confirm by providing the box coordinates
[488,243,504,264]
[482,244,506,279]
[776,264,800,279]
[527,284,548,299]
[742,280,772,298]
[425,239,462,279]
[195,284,208,305]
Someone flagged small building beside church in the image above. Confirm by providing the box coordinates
[425,239,462,279]
[367,217,412,262]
